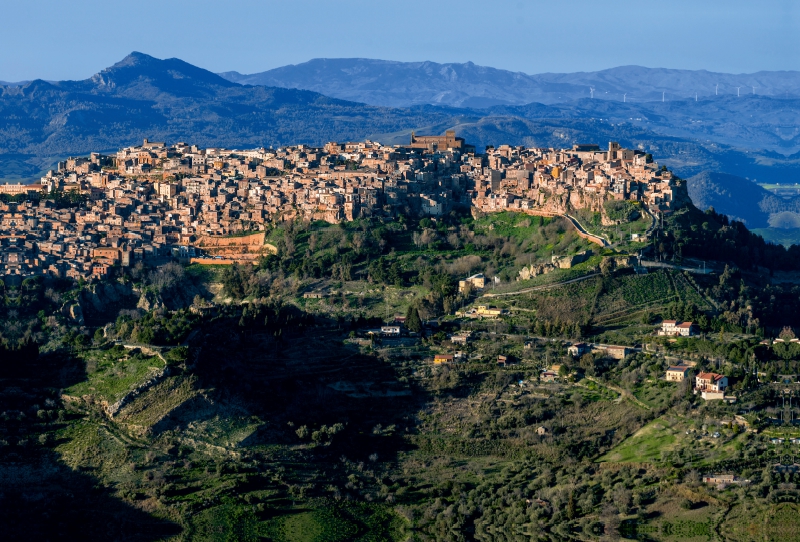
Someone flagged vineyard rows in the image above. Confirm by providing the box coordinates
[594,272,675,317]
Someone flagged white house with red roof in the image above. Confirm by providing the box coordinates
[695,372,728,400]
[659,320,697,337]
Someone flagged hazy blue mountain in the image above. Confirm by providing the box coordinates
[687,171,800,229]
[220,58,800,107]
[220,59,562,108]
[220,59,800,155]
[688,172,776,227]
[0,53,469,180]
[533,65,800,102]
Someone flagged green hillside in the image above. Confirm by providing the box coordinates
[6,203,800,540]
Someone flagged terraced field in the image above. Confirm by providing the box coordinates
[501,275,602,322]
[114,375,200,435]
[672,271,714,311]
[67,348,165,404]
[594,271,676,323]
[723,502,800,542]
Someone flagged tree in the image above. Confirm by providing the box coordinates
[580,353,596,375]
[388,262,403,286]
[164,346,188,366]
[613,486,633,515]
[220,264,246,299]
[406,306,423,333]
[600,257,614,277]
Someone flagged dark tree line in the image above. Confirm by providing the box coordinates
[668,206,800,271]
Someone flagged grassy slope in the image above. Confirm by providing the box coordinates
[66,349,164,404]
[48,209,797,540]
[599,418,677,463]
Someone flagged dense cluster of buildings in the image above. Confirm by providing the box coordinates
[0,133,679,280]
[471,141,682,216]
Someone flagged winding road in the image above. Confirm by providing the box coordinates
[563,213,610,247]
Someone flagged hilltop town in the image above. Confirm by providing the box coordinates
[0,132,683,280]
[5,133,800,541]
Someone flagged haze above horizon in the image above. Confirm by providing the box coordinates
[2,0,798,82]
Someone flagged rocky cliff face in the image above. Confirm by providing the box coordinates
[81,282,135,314]
[136,290,165,312]
[138,277,207,312]
[65,270,215,324]
[62,281,136,324]
[66,303,84,326]
[672,178,693,210]
[63,281,137,324]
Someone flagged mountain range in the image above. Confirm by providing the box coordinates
[4,52,800,237]
[220,58,800,107]
[222,59,800,155]
[0,53,456,180]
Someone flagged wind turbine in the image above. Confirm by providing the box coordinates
[589,87,595,99]
[662,91,665,102]
[736,87,741,97]
[695,93,698,102]
[752,86,756,95]
[715,84,719,95]
[623,93,627,103]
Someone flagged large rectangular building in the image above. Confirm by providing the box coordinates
[408,130,474,153]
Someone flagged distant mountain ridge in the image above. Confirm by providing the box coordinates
[221,59,544,108]
[220,58,800,107]
[219,58,800,155]
[0,52,459,180]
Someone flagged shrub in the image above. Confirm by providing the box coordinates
[604,200,641,222]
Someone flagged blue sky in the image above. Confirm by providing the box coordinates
[2,0,798,81]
